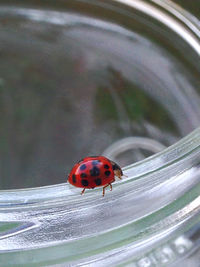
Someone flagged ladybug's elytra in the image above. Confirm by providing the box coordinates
[68,156,124,196]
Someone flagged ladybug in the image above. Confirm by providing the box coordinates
[68,156,124,196]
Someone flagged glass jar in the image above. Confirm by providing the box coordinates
[0,0,200,266]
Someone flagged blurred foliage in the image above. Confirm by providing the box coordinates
[173,0,200,19]
[95,68,177,133]
[96,87,118,121]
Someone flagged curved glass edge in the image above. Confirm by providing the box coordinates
[113,0,200,55]
[0,189,200,266]
[0,0,199,205]
[0,126,199,206]
[153,0,200,35]
[0,1,200,266]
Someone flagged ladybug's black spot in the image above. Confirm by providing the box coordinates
[95,178,102,186]
[80,164,86,171]
[104,164,110,169]
[90,166,100,177]
[92,160,100,166]
[105,170,111,176]
[72,174,76,183]
[81,173,87,178]
[81,179,89,186]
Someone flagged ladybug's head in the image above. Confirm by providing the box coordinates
[110,160,123,179]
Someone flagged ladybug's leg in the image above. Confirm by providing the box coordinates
[103,183,113,196]
[102,184,109,197]
[109,183,112,191]
[81,188,86,195]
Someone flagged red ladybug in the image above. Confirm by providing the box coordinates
[68,156,124,196]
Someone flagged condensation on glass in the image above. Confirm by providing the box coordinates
[0,0,200,266]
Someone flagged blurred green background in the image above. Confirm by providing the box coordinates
[0,0,199,189]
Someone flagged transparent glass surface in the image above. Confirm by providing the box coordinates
[1,0,200,189]
[0,0,200,266]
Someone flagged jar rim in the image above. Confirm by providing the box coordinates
[0,0,200,206]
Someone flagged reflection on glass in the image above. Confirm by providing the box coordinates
[0,5,199,189]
